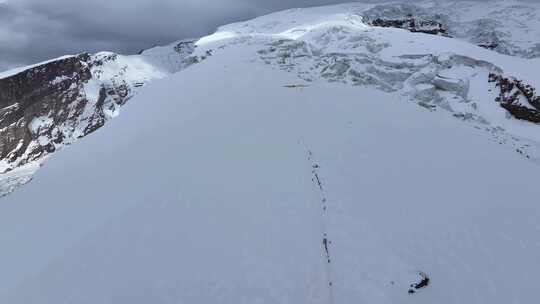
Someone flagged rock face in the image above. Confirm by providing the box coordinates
[489,73,540,123]
[1,55,92,170]
[362,2,540,58]
[0,40,198,195]
[368,17,449,36]
[0,54,130,174]
[363,4,450,36]
[2,1,540,197]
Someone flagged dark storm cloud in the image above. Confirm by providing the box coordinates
[0,0,359,70]
[0,0,538,71]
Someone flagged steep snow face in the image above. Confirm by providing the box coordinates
[207,0,540,59]
[3,1,540,196]
[0,41,199,196]
[195,3,540,160]
[1,4,540,302]
[1,35,540,304]
[362,0,540,58]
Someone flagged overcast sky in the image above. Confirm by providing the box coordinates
[0,0,537,71]
[0,0,366,71]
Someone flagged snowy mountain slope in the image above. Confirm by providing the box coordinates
[1,2,540,303]
[3,0,540,196]
[202,2,540,155]
[362,0,540,58]
[0,40,199,196]
[1,38,540,304]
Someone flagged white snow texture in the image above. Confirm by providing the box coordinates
[1,1,540,303]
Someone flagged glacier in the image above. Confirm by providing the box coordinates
[0,1,540,303]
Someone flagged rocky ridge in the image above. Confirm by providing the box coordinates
[0,40,199,196]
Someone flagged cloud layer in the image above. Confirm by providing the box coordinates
[0,0,537,71]
[0,0,357,71]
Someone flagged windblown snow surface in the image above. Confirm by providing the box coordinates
[1,2,540,304]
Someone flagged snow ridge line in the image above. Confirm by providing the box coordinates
[302,142,335,304]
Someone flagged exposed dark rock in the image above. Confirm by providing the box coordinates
[283,84,309,89]
[369,17,450,36]
[1,55,89,170]
[363,4,450,36]
[489,73,540,123]
[0,41,200,195]
[408,272,430,294]
[174,40,196,55]
[0,39,199,192]
[0,53,133,173]
[479,42,499,50]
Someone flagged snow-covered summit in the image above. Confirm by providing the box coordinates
[0,40,201,195]
[194,1,540,153]
[1,3,540,303]
[3,1,540,195]
[211,0,540,58]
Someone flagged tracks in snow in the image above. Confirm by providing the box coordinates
[304,145,335,304]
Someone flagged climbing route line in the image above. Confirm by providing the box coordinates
[303,145,335,304]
